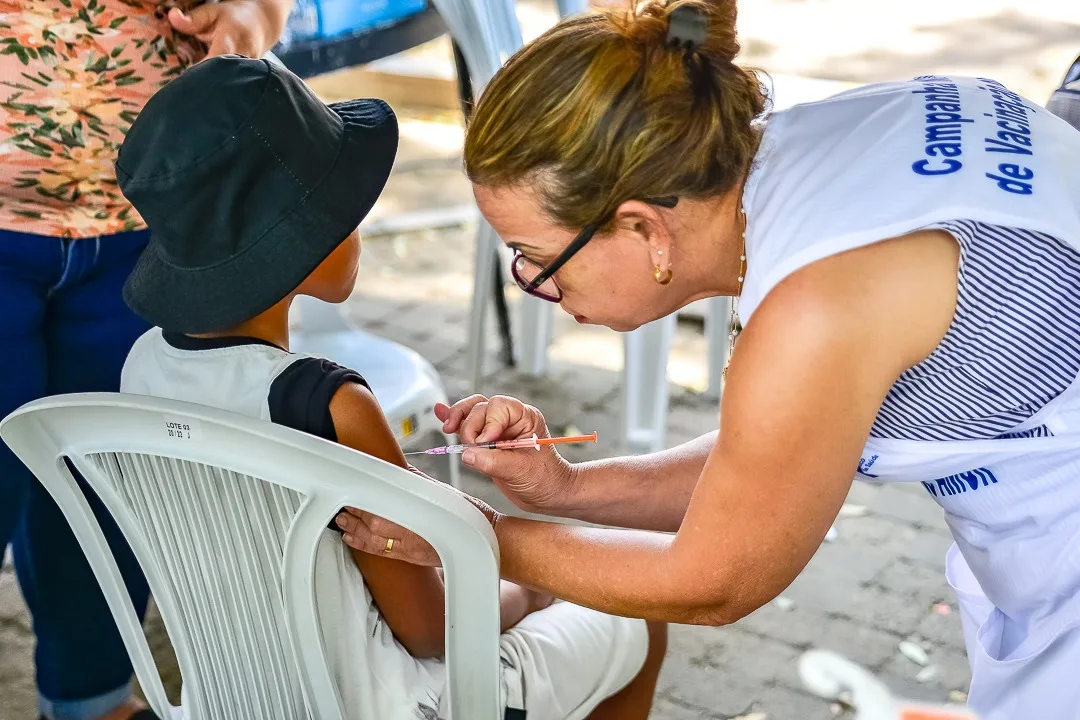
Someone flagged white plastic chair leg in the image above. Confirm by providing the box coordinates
[622,316,675,454]
[516,296,552,377]
[704,295,734,400]
[6,445,175,718]
[430,0,522,91]
[444,432,462,489]
[467,220,502,390]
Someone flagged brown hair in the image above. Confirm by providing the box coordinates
[463,0,767,231]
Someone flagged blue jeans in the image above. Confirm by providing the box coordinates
[0,228,152,720]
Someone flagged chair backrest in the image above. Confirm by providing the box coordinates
[0,393,501,720]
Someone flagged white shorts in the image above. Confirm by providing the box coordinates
[313,534,649,720]
[492,601,649,720]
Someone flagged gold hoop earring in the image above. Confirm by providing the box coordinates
[654,266,673,285]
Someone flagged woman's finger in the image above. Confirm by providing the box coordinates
[336,510,441,566]
[406,464,437,482]
[339,506,400,537]
[457,400,491,443]
[476,396,546,443]
[439,394,488,434]
[475,396,523,443]
[338,507,420,550]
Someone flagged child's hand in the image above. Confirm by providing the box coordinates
[168,0,288,60]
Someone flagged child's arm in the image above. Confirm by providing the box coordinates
[499,581,554,629]
[328,383,549,658]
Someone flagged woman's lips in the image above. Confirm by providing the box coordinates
[564,305,588,323]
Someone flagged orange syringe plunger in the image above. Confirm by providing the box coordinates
[407,432,598,456]
[491,432,599,451]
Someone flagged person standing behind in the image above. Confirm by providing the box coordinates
[0,2,290,719]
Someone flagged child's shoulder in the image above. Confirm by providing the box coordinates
[268,354,371,442]
[273,354,370,403]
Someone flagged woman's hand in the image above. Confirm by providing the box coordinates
[335,466,501,567]
[168,0,290,60]
[435,395,580,514]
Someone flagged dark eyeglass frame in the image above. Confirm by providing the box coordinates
[511,196,679,302]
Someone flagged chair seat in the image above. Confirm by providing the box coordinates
[293,329,437,406]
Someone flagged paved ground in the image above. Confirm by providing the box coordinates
[4,2,1080,718]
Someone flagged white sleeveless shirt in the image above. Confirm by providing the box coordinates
[740,76,1080,718]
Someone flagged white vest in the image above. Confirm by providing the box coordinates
[121,328,299,418]
[741,75,1080,322]
[740,77,1080,718]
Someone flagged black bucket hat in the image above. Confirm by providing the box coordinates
[118,55,398,334]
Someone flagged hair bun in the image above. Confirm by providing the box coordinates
[665,5,708,53]
[463,0,766,235]
[623,0,741,65]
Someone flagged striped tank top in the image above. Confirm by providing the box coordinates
[870,220,1080,442]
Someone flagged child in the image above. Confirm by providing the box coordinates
[115,55,665,719]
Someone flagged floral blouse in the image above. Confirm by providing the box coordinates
[0,0,205,238]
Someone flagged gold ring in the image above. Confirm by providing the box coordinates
[384,538,395,553]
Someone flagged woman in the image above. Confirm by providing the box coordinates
[335,1,1080,717]
[0,2,289,719]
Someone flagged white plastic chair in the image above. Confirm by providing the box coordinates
[426,0,553,392]
[800,650,978,720]
[291,296,460,487]
[0,394,501,720]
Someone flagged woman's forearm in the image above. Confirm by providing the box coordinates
[493,513,745,625]
[557,431,717,531]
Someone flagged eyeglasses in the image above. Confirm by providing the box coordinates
[510,196,679,302]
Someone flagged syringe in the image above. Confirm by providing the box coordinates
[406,432,598,456]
